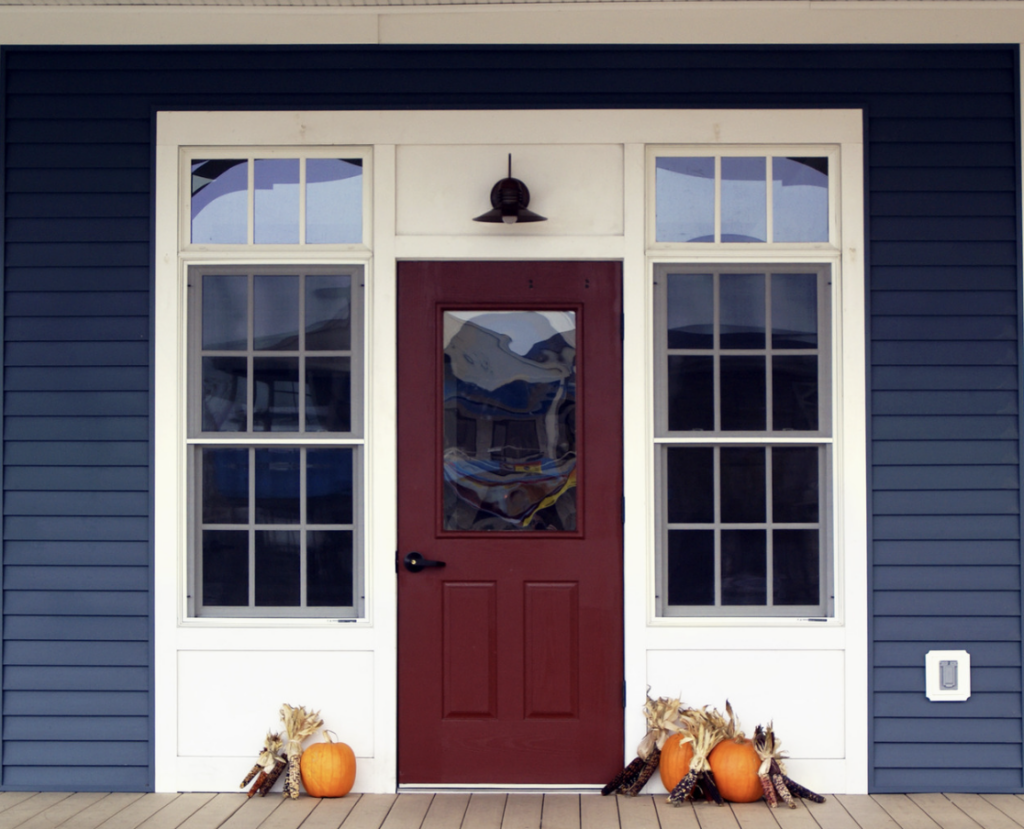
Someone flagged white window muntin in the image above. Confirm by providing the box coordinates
[180,146,372,250]
[646,145,840,250]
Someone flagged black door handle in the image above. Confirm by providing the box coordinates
[404,551,447,573]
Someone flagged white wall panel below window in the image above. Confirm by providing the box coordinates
[647,648,846,792]
[176,650,375,790]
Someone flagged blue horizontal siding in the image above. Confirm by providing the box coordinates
[2,43,1021,793]
[4,717,149,741]
[875,719,1023,742]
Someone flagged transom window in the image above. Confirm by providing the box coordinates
[652,150,833,245]
[186,150,367,246]
[188,265,364,618]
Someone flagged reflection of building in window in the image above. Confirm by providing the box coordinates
[442,311,577,532]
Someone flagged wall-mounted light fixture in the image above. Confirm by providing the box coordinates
[473,154,547,225]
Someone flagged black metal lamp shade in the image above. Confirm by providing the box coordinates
[473,155,547,224]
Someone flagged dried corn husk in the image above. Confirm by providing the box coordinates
[667,706,728,806]
[240,732,285,797]
[603,691,686,797]
[753,723,825,807]
[280,704,324,798]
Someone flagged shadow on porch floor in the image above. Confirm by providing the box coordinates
[2,790,1023,829]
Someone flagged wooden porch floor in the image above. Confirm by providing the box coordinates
[5,791,1024,829]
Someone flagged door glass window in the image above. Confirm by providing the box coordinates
[442,310,577,532]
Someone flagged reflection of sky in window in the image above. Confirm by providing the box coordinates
[443,310,576,355]
[192,160,248,244]
[307,159,363,244]
[720,273,765,347]
[655,157,714,242]
[666,274,713,349]
[306,275,351,350]
[773,158,828,242]
[254,276,299,350]
[203,275,247,350]
[255,159,300,244]
[721,157,766,243]
[772,274,818,348]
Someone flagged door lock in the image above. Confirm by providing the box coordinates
[403,551,446,573]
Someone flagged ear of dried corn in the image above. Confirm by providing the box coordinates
[666,706,726,806]
[240,732,285,797]
[753,723,825,808]
[602,692,686,797]
[280,704,324,799]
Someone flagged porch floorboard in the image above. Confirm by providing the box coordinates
[2,792,1022,829]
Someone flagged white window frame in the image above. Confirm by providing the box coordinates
[645,142,859,627]
[154,109,866,795]
[177,145,372,622]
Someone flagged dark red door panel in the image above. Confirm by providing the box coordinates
[397,261,623,784]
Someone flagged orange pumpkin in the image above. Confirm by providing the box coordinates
[658,733,694,791]
[708,737,762,803]
[300,731,356,797]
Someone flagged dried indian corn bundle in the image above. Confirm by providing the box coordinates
[666,706,728,806]
[602,693,685,796]
[753,723,826,808]
[239,732,286,798]
[280,704,324,799]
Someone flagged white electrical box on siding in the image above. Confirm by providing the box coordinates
[925,650,970,702]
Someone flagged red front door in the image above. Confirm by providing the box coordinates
[397,261,623,785]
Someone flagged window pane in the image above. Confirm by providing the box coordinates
[721,157,766,243]
[774,529,820,605]
[721,356,766,431]
[666,447,713,524]
[655,157,715,242]
[202,356,247,432]
[720,273,765,349]
[721,447,765,523]
[667,356,714,432]
[307,159,363,244]
[442,310,577,532]
[255,449,300,524]
[307,449,353,525]
[721,530,766,604]
[202,530,248,606]
[306,275,352,350]
[202,448,248,524]
[255,530,300,605]
[666,273,713,349]
[307,531,354,606]
[667,530,714,605]
[254,276,299,351]
[773,447,820,523]
[254,159,300,244]
[191,159,248,244]
[772,274,817,349]
[773,355,819,431]
[773,157,828,243]
[306,358,351,433]
[203,275,248,350]
[253,357,299,432]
